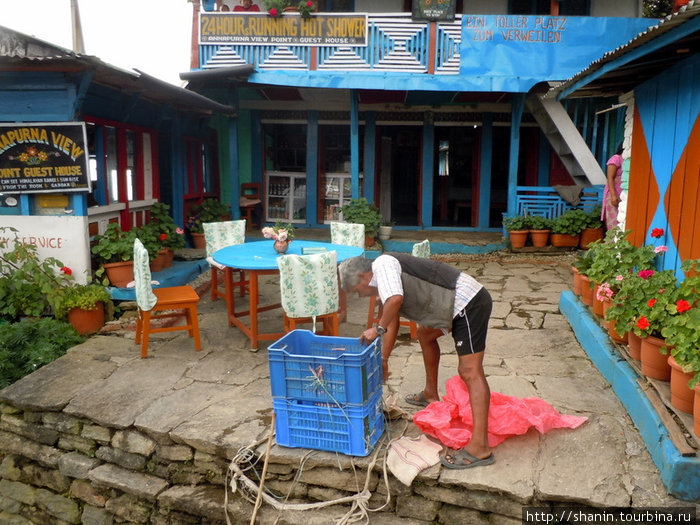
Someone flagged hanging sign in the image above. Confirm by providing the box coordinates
[200,13,368,46]
[0,122,90,194]
[412,0,456,22]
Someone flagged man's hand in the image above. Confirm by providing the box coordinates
[360,326,379,345]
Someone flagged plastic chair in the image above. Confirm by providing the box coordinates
[203,220,248,303]
[367,240,431,339]
[330,222,365,249]
[133,238,202,358]
[277,250,340,335]
[240,183,261,230]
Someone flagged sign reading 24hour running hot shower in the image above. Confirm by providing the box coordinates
[200,13,367,46]
[0,122,90,194]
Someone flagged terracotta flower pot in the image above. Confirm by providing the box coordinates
[640,335,671,381]
[668,356,695,414]
[507,230,528,249]
[530,229,550,248]
[607,319,628,344]
[551,233,580,248]
[628,331,642,361]
[580,275,593,306]
[162,248,174,268]
[592,284,605,317]
[150,250,167,273]
[67,303,105,335]
[579,227,604,249]
[191,233,206,250]
[572,267,583,296]
[102,260,134,288]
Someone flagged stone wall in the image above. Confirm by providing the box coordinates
[0,402,526,524]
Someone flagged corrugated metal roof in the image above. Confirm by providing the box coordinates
[0,26,236,116]
[550,1,700,98]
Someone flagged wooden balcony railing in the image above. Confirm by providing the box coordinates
[199,13,462,74]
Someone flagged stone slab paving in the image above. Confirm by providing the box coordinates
[1,252,697,523]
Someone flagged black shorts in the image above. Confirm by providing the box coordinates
[451,287,492,356]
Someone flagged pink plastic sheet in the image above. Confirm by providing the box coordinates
[413,376,588,449]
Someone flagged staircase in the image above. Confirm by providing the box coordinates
[526,92,606,186]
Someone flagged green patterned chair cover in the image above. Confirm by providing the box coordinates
[411,239,431,258]
[277,251,339,332]
[203,220,246,269]
[330,222,365,248]
[133,239,157,311]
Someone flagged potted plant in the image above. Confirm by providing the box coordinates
[262,0,290,17]
[661,259,699,413]
[378,219,394,241]
[579,205,604,249]
[550,209,588,247]
[503,215,531,249]
[262,221,295,254]
[528,215,551,248]
[0,228,74,321]
[149,202,186,267]
[340,198,382,247]
[91,223,138,288]
[56,283,111,335]
[187,199,231,249]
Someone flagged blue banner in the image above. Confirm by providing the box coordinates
[460,16,657,92]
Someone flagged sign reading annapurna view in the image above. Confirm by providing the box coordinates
[0,122,90,194]
[200,13,367,46]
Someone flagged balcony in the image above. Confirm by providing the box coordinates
[196,13,656,92]
[199,13,461,74]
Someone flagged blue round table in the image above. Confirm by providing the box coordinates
[213,240,364,349]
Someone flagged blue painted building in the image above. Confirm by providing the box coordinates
[184,0,656,233]
[0,27,234,277]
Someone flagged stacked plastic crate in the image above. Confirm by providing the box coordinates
[268,330,384,456]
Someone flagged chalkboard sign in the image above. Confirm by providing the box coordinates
[0,122,90,194]
[412,0,456,22]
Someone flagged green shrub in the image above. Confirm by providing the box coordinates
[550,209,588,235]
[0,318,85,388]
[502,215,531,231]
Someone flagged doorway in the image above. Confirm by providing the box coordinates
[432,126,479,227]
[377,127,422,226]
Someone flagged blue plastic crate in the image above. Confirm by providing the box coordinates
[268,330,382,406]
[273,391,385,456]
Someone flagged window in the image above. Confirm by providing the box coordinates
[509,0,589,15]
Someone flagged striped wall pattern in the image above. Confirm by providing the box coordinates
[199,15,461,73]
[626,53,700,278]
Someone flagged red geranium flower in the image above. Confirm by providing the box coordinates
[647,299,657,308]
[60,266,72,275]
[676,300,691,313]
[636,316,650,330]
[159,233,168,241]
[651,228,664,238]
[269,7,278,16]
[638,270,654,279]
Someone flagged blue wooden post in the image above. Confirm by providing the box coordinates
[228,87,240,220]
[350,91,360,200]
[363,111,376,202]
[421,112,434,228]
[507,94,525,217]
[306,111,319,226]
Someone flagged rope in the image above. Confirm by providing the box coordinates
[225,397,411,524]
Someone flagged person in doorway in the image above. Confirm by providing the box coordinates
[602,145,623,230]
[233,0,260,11]
[338,254,494,469]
